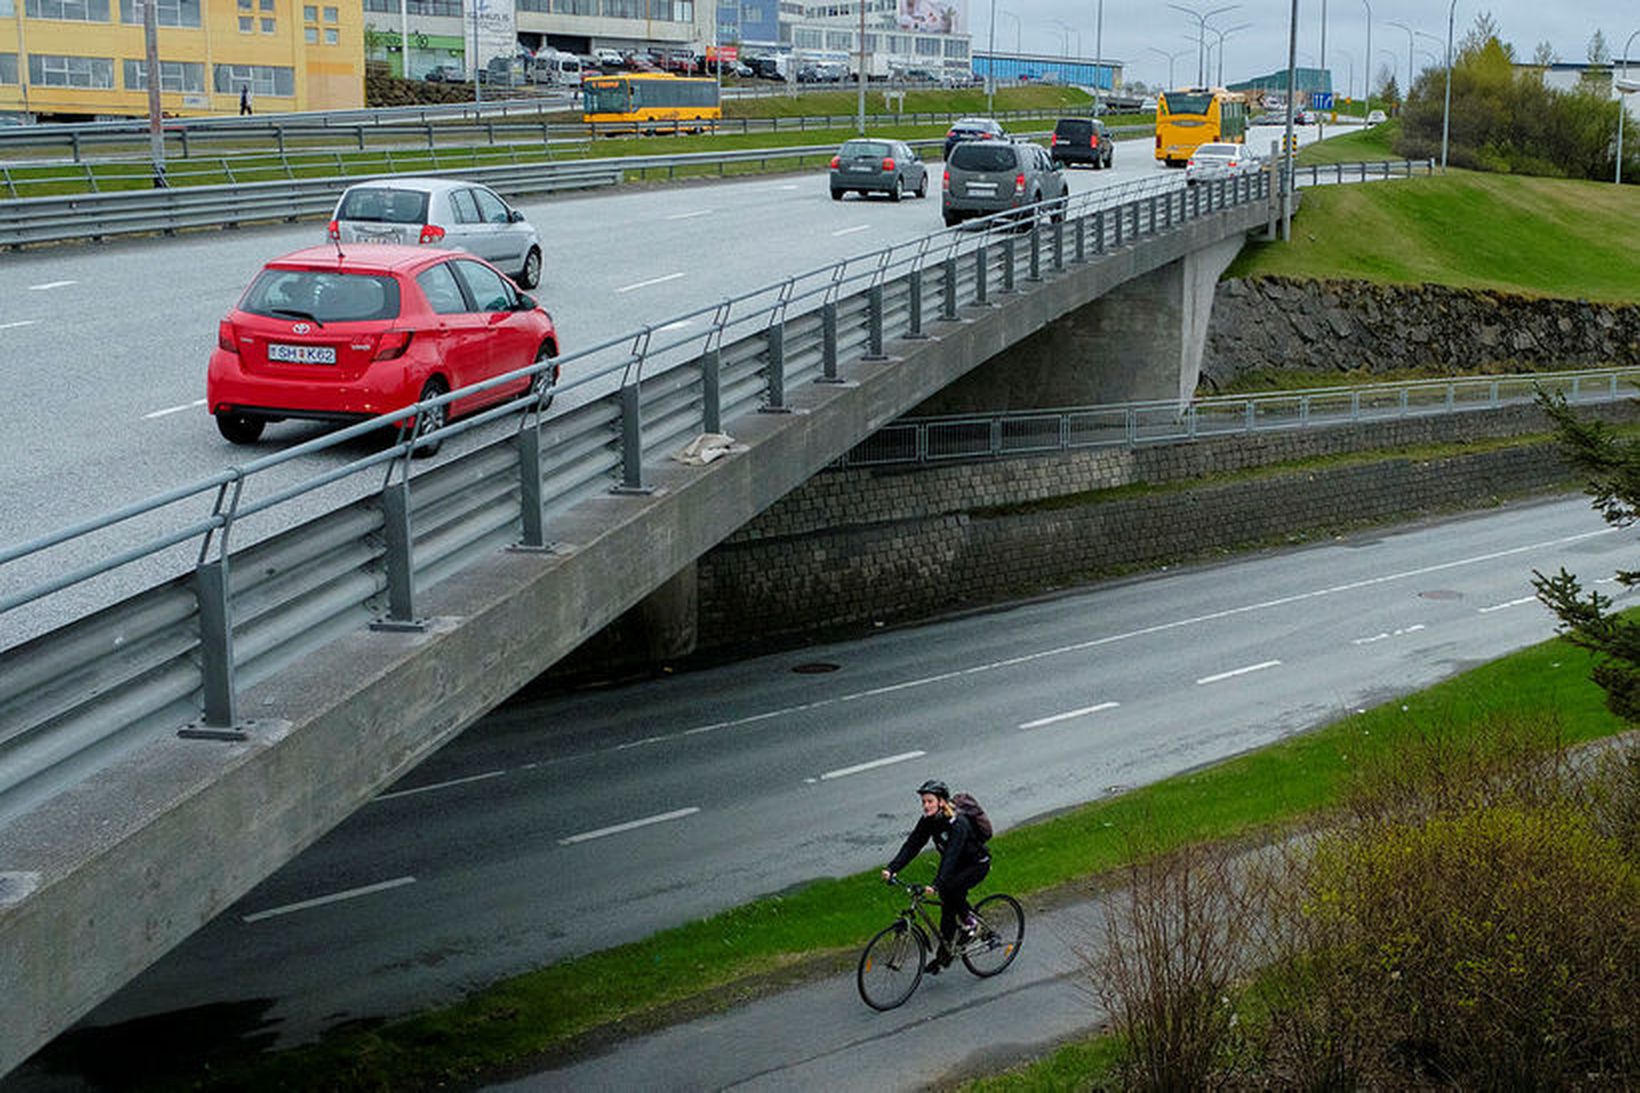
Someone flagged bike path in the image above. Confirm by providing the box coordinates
[487,897,1115,1091]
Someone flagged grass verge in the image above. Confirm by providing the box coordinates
[1226,169,1640,302]
[150,629,1630,1091]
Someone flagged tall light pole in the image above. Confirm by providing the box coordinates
[1169,2,1238,87]
[1208,22,1252,88]
[1281,0,1298,240]
[1439,0,1458,168]
[1333,46,1353,100]
[1092,0,1104,113]
[1146,45,1189,90]
[1618,29,1639,184]
[1386,19,1414,95]
[1360,0,1372,121]
[986,0,998,113]
[855,0,867,136]
[999,9,1021,55]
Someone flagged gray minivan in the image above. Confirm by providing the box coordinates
[327,178,543,289]
[941,140,1069,228]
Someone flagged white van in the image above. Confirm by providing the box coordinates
[532,51,582,87]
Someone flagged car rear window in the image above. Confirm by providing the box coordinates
[241,270,402,323]
[1054,120,1092,137]
[840,140,891,157]
[335,187,431,225]
[949,142,1018,171]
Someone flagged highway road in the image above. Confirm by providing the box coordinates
[8,491,1619,1089]
[2,131,1218,644]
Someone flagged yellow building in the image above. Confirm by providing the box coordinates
[1,0,364,120]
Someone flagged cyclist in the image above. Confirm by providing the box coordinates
[881,779,991,974]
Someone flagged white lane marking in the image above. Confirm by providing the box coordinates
[1352,623,1427,646]
[831,224,872,237]
[818,750,926,781]
[565,526,1617,765]
[664,209,713,220]
[28,280,78,291]
[375,769,505,802]
[0,320,39,331]
[657,319,693,332]
[242,876,415,923]
[1197,660,1282,685]
[616,271,685,293]
[1478,595,1539,614]
[558,806,700,845]
[144,398,208,420]
[1019,701,1120,730]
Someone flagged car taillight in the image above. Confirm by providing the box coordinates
[217,319,238,354]
[326,219,340,241]
[372,330,414,361]
[418,224,446,244]
[1014,173,1026,195]
[1090,134,1099,147]
[882,157,895,171]
[946,128,957,138]
[943,168,950,188]
[829,155,840,168]
[1156,134,1163,149]
[1050,134,1060,145]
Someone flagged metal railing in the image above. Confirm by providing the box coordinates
[839,368,1640,467]
[0,168,1271,823]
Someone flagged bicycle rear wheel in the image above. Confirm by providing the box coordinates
[961,894,1024,977]
[857,921,927,1010]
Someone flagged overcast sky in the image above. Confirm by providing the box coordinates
[972,1,1639,95]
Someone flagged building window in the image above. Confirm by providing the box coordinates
[302,3,313,16]
[28,53,116,87]
[915,36,940,56]
[0,0,16,12]
[214,62,293,96]
[600,0,639,16]
[323,26,336,42]
[943,38,967,58]
[238,14,251,29]
[825,30,851,50]
[123,58,205,90]
[303,23,316,40]
[25,0,111,20]
[260,15,274,30]
[122,0,201,26]
[322,4,334,17]
[0,53,17,84]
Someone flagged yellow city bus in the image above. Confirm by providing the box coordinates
[1154,88,1248,166]
[581,73,722,133]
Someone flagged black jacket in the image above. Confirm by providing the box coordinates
[886,811,989,888]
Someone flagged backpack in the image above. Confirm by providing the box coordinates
[951,792,993,842]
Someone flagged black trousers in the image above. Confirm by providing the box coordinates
[936,859,990,945]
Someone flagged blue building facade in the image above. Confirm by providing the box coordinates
[971,51,1117,91]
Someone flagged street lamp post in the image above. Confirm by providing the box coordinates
[856,0,866,135]
[987,0,998,113]
[1209,22,1252,88]
[1092,0,1104,114]
[1619,29,1640,184]
[1360,0,1372,120]
[1169,2,1238,87]
[1333,47,1353,101]
[1440,0,1457,167]
[999,9,1021,55]
[1146,45,1189,90]
[1386,19,1414,97]
[1281,0,1298,239]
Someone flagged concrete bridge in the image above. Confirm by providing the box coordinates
[0,175,1274,1073]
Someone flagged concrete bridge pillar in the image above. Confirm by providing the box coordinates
[544,562,699,684]
[912,233,1247,415]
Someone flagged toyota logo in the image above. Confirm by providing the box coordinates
[291,322,312,334]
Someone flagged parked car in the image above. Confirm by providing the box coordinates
[1365,109,1387,124]
[423,64,466,83]
[1049,117,1113,169]
[1184,142,1258,184]
[207,245,559,452]
[942,138,1068,227]
[327,178,543,290]
[942,116,1006,161]
[593,47,624,68]
[830,138,928,201]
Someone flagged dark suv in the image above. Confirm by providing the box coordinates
[1050,117,1114,169]
[942,139,1069,227]
[943,116,1006,161]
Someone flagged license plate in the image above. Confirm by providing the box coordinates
[268,343,337,364]
[355,226,403,242]
[968,182,997,194]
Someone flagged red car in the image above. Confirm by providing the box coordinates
[208,245,559,451]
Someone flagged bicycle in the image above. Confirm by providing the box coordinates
[856,877,1026,1011]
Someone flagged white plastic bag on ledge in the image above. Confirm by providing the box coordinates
[673,433,743,466]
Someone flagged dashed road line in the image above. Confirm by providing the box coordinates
[1477,595,1539,614]
[1351,623,1427,646]
[816,750,926,782]
[616,272,685,293]
[144,398,207,420]
[242,876,415,923]
[559,806,701,845]
[28,280,78,291]
[664,209,713,220]
[831,224,871,237]
[375,769,506,802]
[0,320,39,331]
[1018,701,1120,730]
[1196,660,1281,685]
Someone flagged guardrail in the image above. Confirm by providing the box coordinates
[0,168,1270,823]
[840,367,1640,467]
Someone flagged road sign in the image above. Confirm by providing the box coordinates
[1312,91,1334,111]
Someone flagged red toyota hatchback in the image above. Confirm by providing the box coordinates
[208,244,559,450]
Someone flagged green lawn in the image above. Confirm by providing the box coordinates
[1227,169,1640,303]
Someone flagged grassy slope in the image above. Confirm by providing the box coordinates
[1226,168,1640,303]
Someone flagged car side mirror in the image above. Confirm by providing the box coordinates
[509,209,526,223]
[517,293,537,310]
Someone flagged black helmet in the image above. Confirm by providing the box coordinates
[917,779,950,799]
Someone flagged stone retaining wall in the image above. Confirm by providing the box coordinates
[1202,278,1640,392]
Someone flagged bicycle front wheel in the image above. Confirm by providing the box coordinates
[961,894,1025,977]
[857,921,926,1011]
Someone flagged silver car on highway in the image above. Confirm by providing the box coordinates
[327,177,543,289]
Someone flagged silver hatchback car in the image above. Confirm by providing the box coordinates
[942,139,1069,228]
[327,178,543,289]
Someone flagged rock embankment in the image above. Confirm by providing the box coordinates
[1203,277,1640,392]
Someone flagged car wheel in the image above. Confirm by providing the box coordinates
[215,411,265,445]
[831,187,844,201]
[411,377,448,458]
[916,173,928,198]
[889,175,903,202]
[529,344,559,411]
[515,246,542,290]
[943,211,961,228]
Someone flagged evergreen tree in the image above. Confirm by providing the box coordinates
[1588,28,1611,65]
[1533,391,1640,723]
[1531,41,1557,68]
